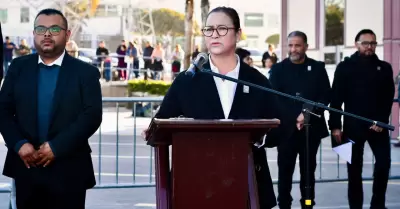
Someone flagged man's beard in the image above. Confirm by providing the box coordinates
[289,52,305,62]
[360,51,374,57]
[34,41,63,56]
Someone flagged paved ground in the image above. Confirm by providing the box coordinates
[0,109,400,208]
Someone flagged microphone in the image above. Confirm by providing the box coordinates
[185,52,209,76]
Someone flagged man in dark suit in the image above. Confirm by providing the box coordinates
[329,29,394,209]
[0,9,102,209]
[154,57,288,209]
[269,31,331,209]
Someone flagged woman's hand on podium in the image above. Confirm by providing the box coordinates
[142,128,149,140]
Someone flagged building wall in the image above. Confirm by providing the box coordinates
[209,0,280,50]
[287,0,317,49]
[0,0,58,39]
[344,0,383,47]
[283,0,384,61]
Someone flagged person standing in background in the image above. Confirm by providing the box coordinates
[3,36,16,76]
[17,39,31,57]
[269,31,331,209]
[171,44,184,80]
[329,29,394,209]
[116,40,127,80]
[66,40,78,58]
[150,42,165,80]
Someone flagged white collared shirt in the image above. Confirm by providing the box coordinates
[209,55,266,148]
[209,54,240,119]
[38,50,66,66]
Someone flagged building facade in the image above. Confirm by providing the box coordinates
[281,0,399,138]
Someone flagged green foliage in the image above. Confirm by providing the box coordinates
[151,8,185,36]
[139,8,200,37]
[265,34,280,45]
[325,0,344,45]
[127,79,172,95]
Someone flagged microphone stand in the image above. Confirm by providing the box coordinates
[193,67,394,208]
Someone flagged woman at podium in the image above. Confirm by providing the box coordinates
[153,6,287,209]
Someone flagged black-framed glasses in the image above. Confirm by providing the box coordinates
[357,41,378,47]
[201,25,236,37]
[34,25,66,36]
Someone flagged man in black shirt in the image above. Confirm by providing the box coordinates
[269,31,331,209]
[95,41,109,67]
[329,29,394,209]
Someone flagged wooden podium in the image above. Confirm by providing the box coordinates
[146,118,280,209]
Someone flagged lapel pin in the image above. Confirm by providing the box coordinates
[243,85,249,93]
[307,66,311,71]
[377,66,381,71]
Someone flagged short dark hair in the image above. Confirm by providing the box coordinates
[355,29,376,42]
[288,30,308,44]
[235,48,251,60]
[35,8,68,29]
[266,56,277,64]
[5,36,9,40]
[208,7,241,31]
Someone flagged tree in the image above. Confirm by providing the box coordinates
[150,8,186,36]
[325,0,344,46]
[139,8,200,37]
[200,0,210,52]
[184,0,195,69]
[265,33,279,45]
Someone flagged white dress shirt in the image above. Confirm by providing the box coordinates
[38,50,66,66]
[209,54,240,119]
[209,55,265,147]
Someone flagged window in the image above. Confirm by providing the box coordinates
[107,5,119,16]
[324,0,344,46]
[246,35,259,48]
[0,9,8,23]
[20,7,30,23]
[95,5,106,17]
[244,13,263,27]
[324,52,343,65]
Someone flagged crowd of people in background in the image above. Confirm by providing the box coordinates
[3,34,279,83]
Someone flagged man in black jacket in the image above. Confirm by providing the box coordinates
[269,31,331,209]
[329,29,394,209]
[0,9,102,209]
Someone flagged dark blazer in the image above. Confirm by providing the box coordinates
[155,61,286,209]
[0,53,102,190]
[269,57,331,140]
[328,52,394,140]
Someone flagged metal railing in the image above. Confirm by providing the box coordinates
[2,97,400,209]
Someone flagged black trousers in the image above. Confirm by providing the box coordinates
[15,167,87,209]
[277,129,321,208]
[347,132,391,209]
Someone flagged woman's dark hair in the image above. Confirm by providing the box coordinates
[235,48,251,60]
[207,7,241,31]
